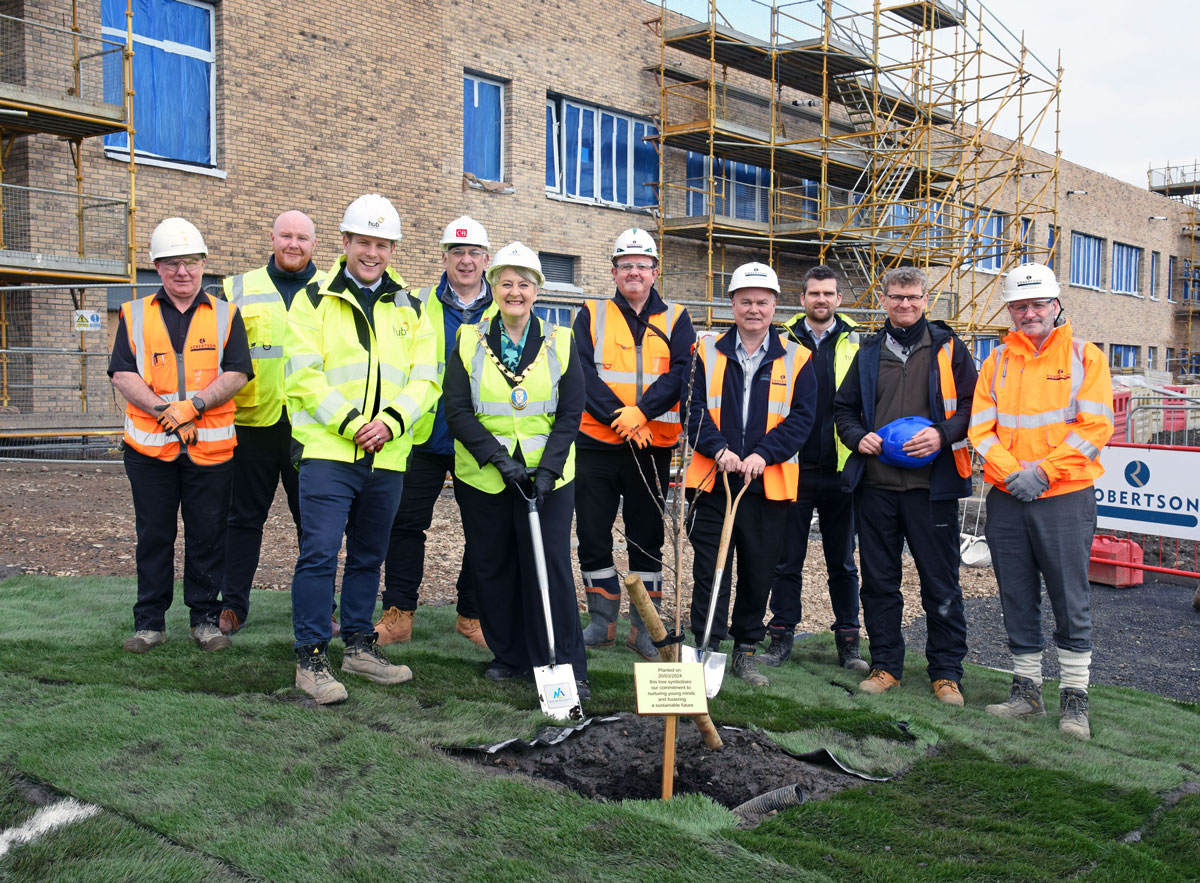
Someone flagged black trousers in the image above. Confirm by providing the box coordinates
[855,486,967,683]
[687,489,788,647]
[456,478,586,681]
[767,467,861,633]
[382,448,477,616]
[220,416,301,620]
[124,446,234,631]
[575,444,672,575]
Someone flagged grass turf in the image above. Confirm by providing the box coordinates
[1,574,1198,881]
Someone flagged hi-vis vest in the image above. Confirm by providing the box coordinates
[783,313,860,471]
[120,292,237,465]
[935,339,973,479]
[454,317,576,494]
[224,266,287,427]
[579,298,683,446]
[684,335,810,501]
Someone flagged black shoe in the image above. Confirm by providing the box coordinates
[758,626,794,668]
[575,679,591,701]
[835,629,870,672]
[484,662,526,681]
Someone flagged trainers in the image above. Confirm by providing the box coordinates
[342,634,412,684]
[454,615,488,648]
[859,669,900,694]
[190,623,231,652]
[932,679,965,706]
[835,630,870,673]
[985,675,1046,718]
[758,626,794,668]
[218,609,242,636]
[295,645,348,705]
[575,679,592,701]
[731,644,769,687]
[374,607,413,644]
[1059,687,1091,741]
[122,630,166,653]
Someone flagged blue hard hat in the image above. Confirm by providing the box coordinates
[878,416,938,469]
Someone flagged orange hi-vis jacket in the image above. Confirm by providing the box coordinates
[969,321,1114,497]
[120,292,238,466]
[685,334,811,502]
[936,339,974,480]
[578,298,685,446]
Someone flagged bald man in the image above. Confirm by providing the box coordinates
[218,211,319,634]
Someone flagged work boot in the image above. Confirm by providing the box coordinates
[575,679,592,701]
[626,604,661,661]
[985,675,1046,718]
[859,668,900,694]
[835,629,870,672]
[1059,687,1091,741]
[218,609,242,636]
[342,633,412,685]
[731,644,769,687]
[190,623,231,652]
[932,679,965,706]
[581,585,620,648]
[122,630,166,653]
[374,607,413,645]
[757,626,794,668]
[454,614,488,648]
[295,644,347,705]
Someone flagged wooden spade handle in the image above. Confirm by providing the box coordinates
[625,573,723,750]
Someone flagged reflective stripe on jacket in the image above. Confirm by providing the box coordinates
[968,321,1114,497]
[225,266,287,426]
[120,292,236,465]
[453,317,576,494]
[937,340,974,479]
[782,312,860,471]
[578,298,684,446]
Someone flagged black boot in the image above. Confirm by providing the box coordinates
[758,625,794,668]
[835,629,869,672]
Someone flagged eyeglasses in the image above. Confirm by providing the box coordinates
[448,247,487,258]
[884,293,925,304]
[159,257,204,272]
[1007,299,1055,315]
[616,262,656,273]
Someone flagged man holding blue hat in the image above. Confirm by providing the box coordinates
[834,266,977,704]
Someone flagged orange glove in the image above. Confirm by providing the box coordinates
[610,405,648,441]
[629,424,653,449]
[154,399,200,432]
[174,421,198,445]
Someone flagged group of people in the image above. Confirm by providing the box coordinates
[110,200,1114,741]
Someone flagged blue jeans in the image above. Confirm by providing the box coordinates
[292,459,404,648]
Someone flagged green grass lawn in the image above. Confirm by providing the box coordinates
[1,574,1197,882]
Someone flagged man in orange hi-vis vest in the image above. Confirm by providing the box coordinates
[970,262,1114,742]
[109,218,252,655]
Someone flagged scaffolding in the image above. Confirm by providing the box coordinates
[651,0,1061,337]
[1148,162,1200,379]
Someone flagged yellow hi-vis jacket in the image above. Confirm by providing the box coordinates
[284,258,439,471]
[224,266,288,427]
[969,321,1114,497]
[782,311,860,471]
[453,317,576,494]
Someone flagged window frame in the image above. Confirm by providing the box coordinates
[1150,251,1160,301]
[1148,346,1158,371]
[546,95,657,210]
[962,204,1008,273]
[1109,344,1139,371]
[1047,224,1060,272]
[1168,256,1178,303]
[1069,231,1104,290]
[685,152,771,223]
[463,72,506,182]
[1111,242,1142,296]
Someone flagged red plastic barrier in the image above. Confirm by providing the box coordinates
[1164,386,1186,431]
[1111,390,1131,443]
[1088,536,1144,588]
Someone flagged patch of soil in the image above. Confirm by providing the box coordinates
[456,712,866,809]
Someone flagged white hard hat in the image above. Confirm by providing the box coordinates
[486,241,544,288]
[339,193,402,242]
[149,217,207,261]
[1002,262,1060,302]
[728,262,780,296]
[441,215,489,250]
[612,228,658,263]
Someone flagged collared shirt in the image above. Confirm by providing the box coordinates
[449,282,485,312]
[804,318,834,347]
[500,319,531,373]
[734,330,770,419]
[108,288,254,378]
[344,269,382,293]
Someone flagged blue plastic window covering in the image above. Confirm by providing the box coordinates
[102,0,213,165]
[1109,344,1138,369]
[1149,251,1160,298]
[633,121,657,206]
[534,305,575,328]
[1019,217,1032,259]
[1112,242,1141,294]
[464,75,503,181]
[1047,225,1058,270]
[615,117,629,205]
[1070,231,1103,288]
[599,113,616,203]
[545,103,558,189]
[963,206,1005,271]
[686,152,706,215]
[550,98,656,208]
[972,337,1000,367]
[1168,257,1177,302]
[800,180,819,222]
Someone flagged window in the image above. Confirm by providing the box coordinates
[1047,225,1059,271]
[546,97,656,208]
[973,337,1001,367]
[1186,260,1199,304]
[464,74,504,181]
[1168,257,1177,302]
[1111,242,1142,295]
[963,206,1007,271]
[102,0,215,167]
[1167,347,1176,372]
[1148,346,1158,370]
[1109,344,1139,371]
[1070,231,1103,289]
[1150,251,1160,300]
[538,252,576,286]
[533,303,576,328]
[685,153,769,222]
[1019,217,1032,260]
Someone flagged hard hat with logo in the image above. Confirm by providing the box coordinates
[728,262,780,296]
[878,416,938,469]
[441,215,490,250]
[611,228,658,263]
[149,217,207,261]
[339,193,402,242]
[1002,262,1060,302]
[486,241,544,288]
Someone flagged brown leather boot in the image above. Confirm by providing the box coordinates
[374,607,414,644]
[455,615,488,648]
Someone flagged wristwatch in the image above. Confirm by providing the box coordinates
[191,395,207,414]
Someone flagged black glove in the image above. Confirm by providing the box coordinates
[533,467,557,507]
[488,449,529,489]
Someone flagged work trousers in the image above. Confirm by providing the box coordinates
[688,489,788,647]
[767,467,861,633]
[291,459,404,648]
[855,485,966,683]
[220,416,301,621]
[124,447,233,631]
[382,448,477,616]
[456,479,587,681]
[985,487,1095,655]
[575,444,672,577]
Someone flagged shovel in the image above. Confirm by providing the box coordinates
[522,487,583,722]
[680,470,750,698]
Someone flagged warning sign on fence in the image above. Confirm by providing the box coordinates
[1095,445,1200,541]
[72,310,102,332]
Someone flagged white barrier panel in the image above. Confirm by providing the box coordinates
[1094,445,1200,541]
